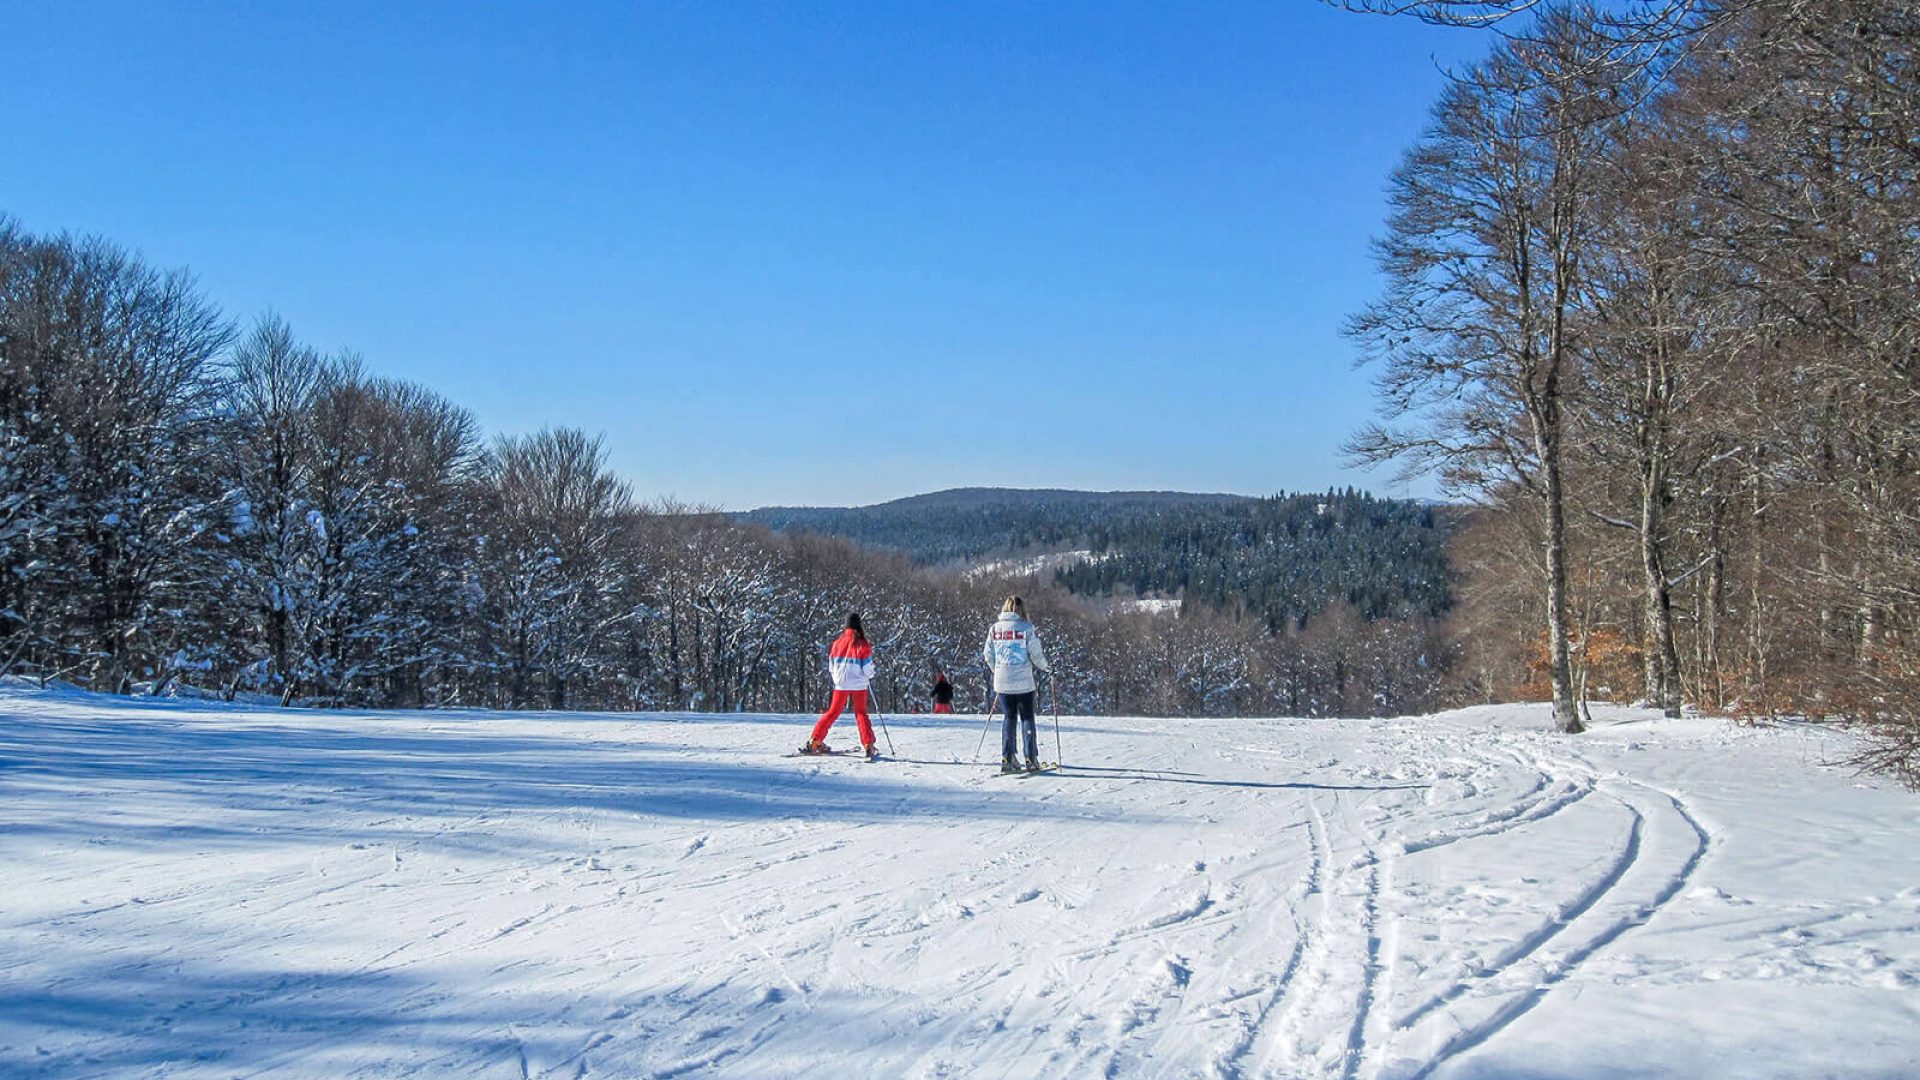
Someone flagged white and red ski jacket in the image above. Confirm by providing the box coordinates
[826,629,875,691]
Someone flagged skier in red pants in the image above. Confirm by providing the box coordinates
[801,612,878,759]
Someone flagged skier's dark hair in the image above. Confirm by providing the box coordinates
[846,612,866,642]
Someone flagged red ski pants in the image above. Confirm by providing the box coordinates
[811,690,874,747]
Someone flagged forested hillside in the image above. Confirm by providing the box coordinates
[741,488,1246,564]
[1059,491,1450,627]
[746,487,1452,630]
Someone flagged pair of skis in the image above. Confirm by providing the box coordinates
[787,747,1058,777]
[789,746,880,761]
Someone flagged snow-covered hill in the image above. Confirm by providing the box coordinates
[2,684,1915,1078]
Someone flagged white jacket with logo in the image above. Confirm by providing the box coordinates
[983,611,1050,694]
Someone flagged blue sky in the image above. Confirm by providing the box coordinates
[2,1,1481,509]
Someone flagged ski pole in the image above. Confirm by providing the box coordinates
[973,688,998,763]
[872,687,895,755]
[1050,670,1062,765]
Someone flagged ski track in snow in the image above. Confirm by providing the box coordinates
[2,686,1918,1079]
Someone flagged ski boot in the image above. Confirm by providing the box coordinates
[1025,757,1043,773]
[798,740,830,755]
[1000,756,1021,775]
[863,743,879,761]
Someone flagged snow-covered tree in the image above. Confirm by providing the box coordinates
[0,224,230,691]
[471,428,635,709]
[214,314,328,698]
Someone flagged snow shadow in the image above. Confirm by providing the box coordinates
[0,950,788,1079]
[0,951,1042,1080]
[0,707,1117,856]
[0,959,445,1078]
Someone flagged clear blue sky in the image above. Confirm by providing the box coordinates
[2,1,1479,509]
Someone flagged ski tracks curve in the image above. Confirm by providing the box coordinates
[1218,727,1713,1080]
[1376,747,1714,1080]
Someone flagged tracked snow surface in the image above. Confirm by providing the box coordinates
[2,682,1917,1078]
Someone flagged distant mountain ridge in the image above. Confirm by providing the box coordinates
[747,486,1247,518]
[739,488,1255,565]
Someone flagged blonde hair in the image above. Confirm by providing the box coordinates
[1001,595,1028,619]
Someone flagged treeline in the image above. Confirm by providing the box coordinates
[1347,1,1918,780]
[1055,490,1452,627]
[0,217,1452,719]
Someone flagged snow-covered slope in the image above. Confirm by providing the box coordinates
[961,549,1106,581]
[2,684,1915,1079]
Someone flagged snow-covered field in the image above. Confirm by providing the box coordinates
[3,684,1917,1079]
[1108,597,1182,617]
[961,550,1106,581]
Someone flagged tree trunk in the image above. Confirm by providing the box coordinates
[1747,448,1770,710]
[1639,464,1682,717]
[269,605,290,693]
[666,593,683,708]
[1702,538,1725,710]
[1541,432,1586,734]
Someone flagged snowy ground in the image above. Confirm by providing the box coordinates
[2,684,1917,1079]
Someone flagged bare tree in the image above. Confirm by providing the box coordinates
[1334,0,1739,47]
[1574,100,1746,717]
[1347,6,1635,732]
[1685,0,1920,764]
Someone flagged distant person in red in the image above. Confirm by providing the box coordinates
[931,667,955,714]
[800,612,877,759]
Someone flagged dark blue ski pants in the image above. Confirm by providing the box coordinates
[1001,691,1038,763]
